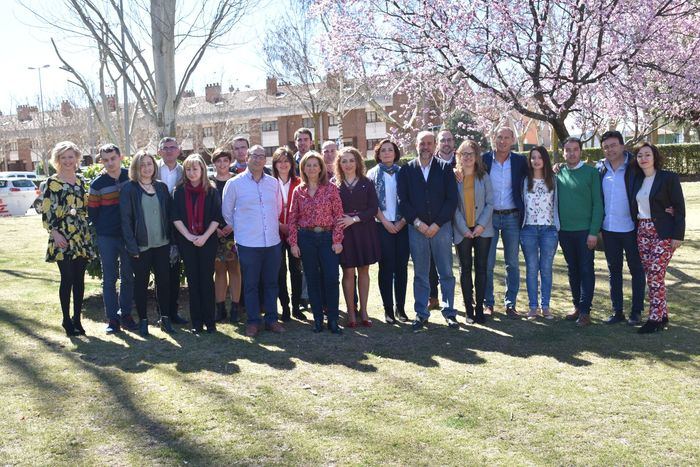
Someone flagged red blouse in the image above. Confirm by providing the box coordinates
[288,182,345,246]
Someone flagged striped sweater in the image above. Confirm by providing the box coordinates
[88,168,130,237]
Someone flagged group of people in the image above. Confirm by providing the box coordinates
[41,126,686,339]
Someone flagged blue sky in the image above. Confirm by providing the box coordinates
[0,0,279,115]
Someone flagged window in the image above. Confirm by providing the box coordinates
[234,123,249,134]
[264,146,276,158]
[261,120,278,132]
[302,117,314,129]
[366,138,383,153]
[366,111,378,123]
[203,126,214,137]
[9,141,18,152]
[329,115,339,127]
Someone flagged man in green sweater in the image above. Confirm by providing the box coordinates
[557,137,604,327]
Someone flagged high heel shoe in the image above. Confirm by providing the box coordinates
[72,316,86,335]
[62,319,80,337]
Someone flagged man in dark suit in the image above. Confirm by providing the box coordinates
[482,126,528,319]
[398,131,458,330]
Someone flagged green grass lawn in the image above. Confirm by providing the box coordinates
[0,183,698,465]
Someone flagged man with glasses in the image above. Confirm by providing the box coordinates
[156,137,189,325]
[88,144,137,333]
[229,136,249,174]
[596,130,645,325]
[222,145,285,337]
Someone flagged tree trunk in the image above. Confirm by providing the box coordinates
[151,0,177,138]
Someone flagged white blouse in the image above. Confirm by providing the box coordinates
[636,174,655,219]
[524,179,555,226]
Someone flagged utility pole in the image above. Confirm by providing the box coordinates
[28,64,50,174]
[120,0,130,156]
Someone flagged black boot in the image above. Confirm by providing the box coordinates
[62,318,79,336]
[160,316,176,334]
[215,302,227,322]
[328,320,342,334]
[281,305,291,322]
[638,319,662,334]
[72,315,86,335]
[292,307,307,321]
[229,302,240,323]
[139,319,149,337]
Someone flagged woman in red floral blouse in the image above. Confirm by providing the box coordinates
[288,151,345,334]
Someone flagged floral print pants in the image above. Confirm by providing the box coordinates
[637,219,674,322]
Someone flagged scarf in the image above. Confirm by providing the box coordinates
[184,181,206,235]
[372,163,400,212]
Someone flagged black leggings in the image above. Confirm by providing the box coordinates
[56,257,88,321]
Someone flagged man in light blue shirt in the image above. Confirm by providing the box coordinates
[597,130,645,325]
[222,144,285,337]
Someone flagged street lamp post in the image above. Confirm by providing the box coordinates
[28,64,50,174]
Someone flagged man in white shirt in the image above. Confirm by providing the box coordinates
[222,145,285,337]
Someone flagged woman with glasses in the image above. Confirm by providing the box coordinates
[453,140,493,324]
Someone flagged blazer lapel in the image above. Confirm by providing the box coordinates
[649,171,664,200]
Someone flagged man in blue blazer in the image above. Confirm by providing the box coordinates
[398,131,458,330]
[481,127,528,318]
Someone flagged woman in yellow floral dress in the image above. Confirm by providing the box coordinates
[42,141,96,336]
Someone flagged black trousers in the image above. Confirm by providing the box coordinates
[180,239,217,330]
[168,253,181,318]
[131,245,170,321]
[455,236,491,318]
[376,223,409,313]
[278,242,303,311]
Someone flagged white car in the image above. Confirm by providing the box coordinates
[0,178,41,216]
[0,171,39,181]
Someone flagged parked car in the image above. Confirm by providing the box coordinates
[0,178,41,216]
[0,171,39,181]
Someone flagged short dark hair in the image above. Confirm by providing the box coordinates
[211,148,232,163]
[601,130,624,146]
[563,137,582,150]
[633,142,664,171]
[98,143,121,157]
[294,128,313,141]
[373,139,401,163]
[232,136,250,148]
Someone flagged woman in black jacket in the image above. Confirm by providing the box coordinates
[630,143,685,333]
[172,154,223,334]
[120,151,173,336]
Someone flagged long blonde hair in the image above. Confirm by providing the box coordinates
[455,140,486,179]
[179,154,215,192]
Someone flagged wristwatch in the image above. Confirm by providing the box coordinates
[414,219,422,228]
[353,216,360,223]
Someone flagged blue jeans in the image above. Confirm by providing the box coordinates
[408,223,456,320]
[96,235,134,321]
[559,230,595,315]
[519,225,558,310]
[601,229,645,315]
[297,230,340,326]
[485,212,521,308]
[237,243,282,325]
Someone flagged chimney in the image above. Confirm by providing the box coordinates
[106,95,117,112]
[266,77,278,96]
[60,100,73,117]
[17,105,32,122]
[183,89,195,98]
[205,83,222,103]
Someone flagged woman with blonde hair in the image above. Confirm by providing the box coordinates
[288,152,345,333]
[453,139,494,324]
[172,154,223,334]
[42,141,96,336]
[120,150,172,336]
[334,147,381,327]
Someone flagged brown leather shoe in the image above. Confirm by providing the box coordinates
[265,322,286,333]
[565,308,580,321]
[245,323,260,337]
[428,297,440,310]
[505,306,522,319]
[576,314,592,327]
